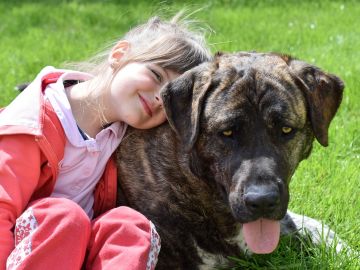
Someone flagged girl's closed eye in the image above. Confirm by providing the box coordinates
[149,66,163,83]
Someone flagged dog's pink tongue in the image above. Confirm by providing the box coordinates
[242,219,280,254]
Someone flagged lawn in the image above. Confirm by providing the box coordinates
[0,0,359,269]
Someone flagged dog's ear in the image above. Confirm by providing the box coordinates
[289,60,344,146]
[161,62,213,151]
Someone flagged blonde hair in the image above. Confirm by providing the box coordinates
[67,12,212,125]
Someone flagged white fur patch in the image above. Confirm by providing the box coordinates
[196,245,227,270]
[196,227,252,269]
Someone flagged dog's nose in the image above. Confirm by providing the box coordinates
[244,185,280,214]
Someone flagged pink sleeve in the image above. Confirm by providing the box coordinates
[0,135,41,270]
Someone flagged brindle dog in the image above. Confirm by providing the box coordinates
[116,52,344,269]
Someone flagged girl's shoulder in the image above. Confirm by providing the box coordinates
[0,66,65,136]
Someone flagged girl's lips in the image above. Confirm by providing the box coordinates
[138,94,153,117]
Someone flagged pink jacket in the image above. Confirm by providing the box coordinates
[0,67,118,266]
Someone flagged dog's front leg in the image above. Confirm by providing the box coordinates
[280,210,351,254]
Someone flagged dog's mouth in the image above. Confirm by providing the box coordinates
[228,198,283,254]
[242,218,280,254]
[227,181,287,254]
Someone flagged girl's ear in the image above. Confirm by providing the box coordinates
[108,40,130,66]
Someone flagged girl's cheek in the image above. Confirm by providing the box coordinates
[151,112,166,128]
[144,79,158,92]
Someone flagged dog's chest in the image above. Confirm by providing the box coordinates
[196,246,227,270]
[195,227,249,269]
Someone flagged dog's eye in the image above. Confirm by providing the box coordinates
[281,126,293,134]
[222,130,233,137]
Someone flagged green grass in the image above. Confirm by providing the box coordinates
[0,0,359,268]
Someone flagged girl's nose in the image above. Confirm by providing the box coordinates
[155,94,164,108]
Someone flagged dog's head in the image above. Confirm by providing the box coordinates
[161,52,343,252]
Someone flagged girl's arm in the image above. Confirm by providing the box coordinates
[0,134,42,269]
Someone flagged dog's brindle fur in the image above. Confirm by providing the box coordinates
[116,52,344,269]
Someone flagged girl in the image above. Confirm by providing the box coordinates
[0,14,211,270]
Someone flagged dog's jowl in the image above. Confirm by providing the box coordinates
[116,52,344,269]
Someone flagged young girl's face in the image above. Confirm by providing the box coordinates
[108,61,179,129]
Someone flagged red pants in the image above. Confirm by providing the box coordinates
[6,198,160,270]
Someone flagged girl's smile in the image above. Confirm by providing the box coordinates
[138,93,153,117]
